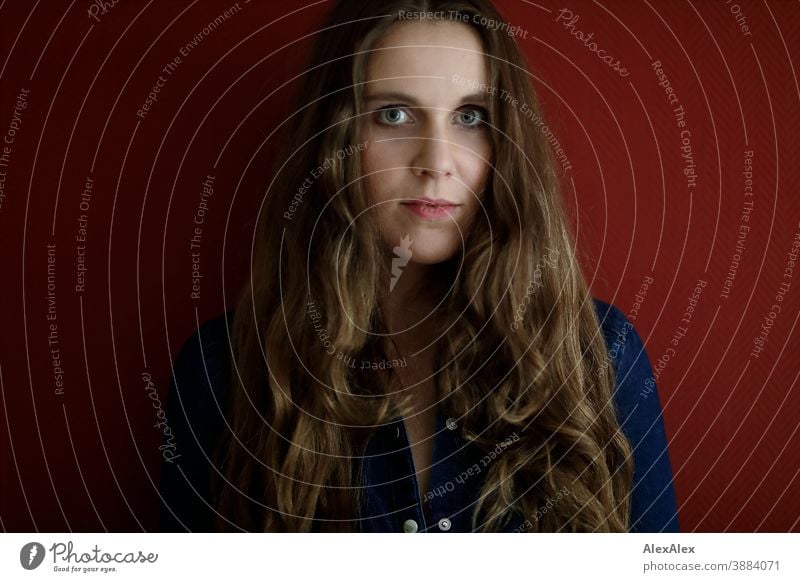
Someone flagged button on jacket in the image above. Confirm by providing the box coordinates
[159,298,680,533]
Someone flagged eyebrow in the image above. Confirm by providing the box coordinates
[364,91,488,106]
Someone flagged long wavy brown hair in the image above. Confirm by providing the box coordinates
[211,0,633,532]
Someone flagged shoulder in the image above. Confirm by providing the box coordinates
[168,308,236,445]
[159,309,235,531]
[590,296,657,428]
[591,297,637,366]
[166,310,236,432]
[170,310,236,396]
[591,297,680,532]
[591,297,653,390]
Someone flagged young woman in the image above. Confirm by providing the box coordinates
[160,0,679,533]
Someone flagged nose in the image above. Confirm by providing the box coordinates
[411,121,456,181]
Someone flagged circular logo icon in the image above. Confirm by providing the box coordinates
[20,542,46,570]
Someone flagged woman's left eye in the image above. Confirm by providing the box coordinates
[457,107,487,127]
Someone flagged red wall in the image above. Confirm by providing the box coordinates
[1,0,797,532]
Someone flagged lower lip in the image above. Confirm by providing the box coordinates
[401,203,460,220]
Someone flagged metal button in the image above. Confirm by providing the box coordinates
[438,517,452,531]
[402,519,419,533]
[445,417,457,430]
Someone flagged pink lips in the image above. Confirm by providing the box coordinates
[400,198,461,220]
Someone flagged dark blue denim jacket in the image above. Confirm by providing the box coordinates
[159,298,680,533]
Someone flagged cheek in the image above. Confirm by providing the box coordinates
[475,142,493,181]
[360,150,382,200]
[461,151,492,203]
[363,138,412,167]
[459,154,492,227]
[457,135,492,185]
[361,146,407,200]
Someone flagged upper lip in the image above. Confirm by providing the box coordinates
[400,197,462,206]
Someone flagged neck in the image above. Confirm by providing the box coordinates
[378,261,450,356]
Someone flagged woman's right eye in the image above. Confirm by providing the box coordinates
[375,106,412,126]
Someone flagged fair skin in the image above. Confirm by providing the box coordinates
[359,20,493,521]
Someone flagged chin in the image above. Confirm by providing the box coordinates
[383,225,462,260]
[407,256,450,266]
[404,246,460,265]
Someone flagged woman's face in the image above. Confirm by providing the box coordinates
[360,20,493,266]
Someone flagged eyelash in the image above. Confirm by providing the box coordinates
[373,105,489,129]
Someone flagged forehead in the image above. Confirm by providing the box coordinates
[365,21,489,90]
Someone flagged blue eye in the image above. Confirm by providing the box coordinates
[376,107,411,125]
[458,107,487,127]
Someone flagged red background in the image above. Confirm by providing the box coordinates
[1,0,798,532]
